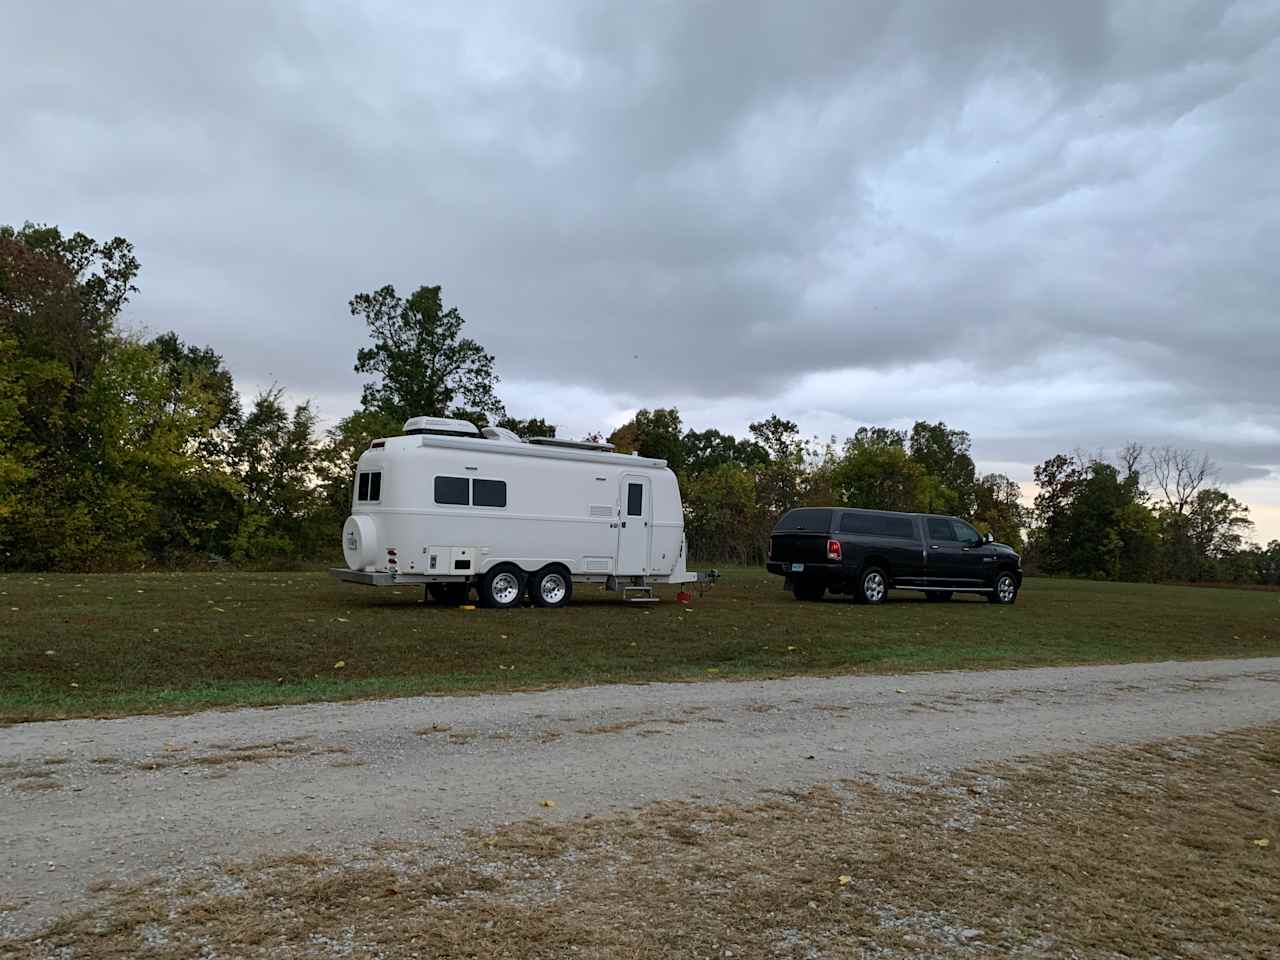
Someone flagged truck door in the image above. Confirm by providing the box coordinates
[616,475,652,575]
[924,517,987,588]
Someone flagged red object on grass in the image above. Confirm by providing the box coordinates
[676,591,693,604]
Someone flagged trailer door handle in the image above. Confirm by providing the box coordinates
[621,521,627,528]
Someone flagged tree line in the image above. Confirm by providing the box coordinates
[3,223,1277,584]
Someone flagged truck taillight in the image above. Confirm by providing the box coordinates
[826,539,842,561]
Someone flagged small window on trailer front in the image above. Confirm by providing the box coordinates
[357,471,381,502]
[473,479,507,508]
[434,476,470,505]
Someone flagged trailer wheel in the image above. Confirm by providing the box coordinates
[479,565,525,609]
[530,567,573,608]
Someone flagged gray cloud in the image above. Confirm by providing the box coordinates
[4,0,1279,535]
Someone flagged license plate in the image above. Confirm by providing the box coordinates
[791,563,804,572]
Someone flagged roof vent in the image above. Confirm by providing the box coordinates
[481,426,524,443]
[402,416,481,437]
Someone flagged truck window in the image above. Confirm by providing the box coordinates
[926,517,958,542]
[627,482,644,516]
[473,479,507,508]
[775,508,832,532]
[840,512,915,539]
[951,519,980,543]
[434,476,469,505]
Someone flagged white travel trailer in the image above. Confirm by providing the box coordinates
[330,417,713,607]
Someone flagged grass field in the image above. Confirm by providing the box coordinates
[2,568,1278,722]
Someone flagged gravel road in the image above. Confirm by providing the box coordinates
[3,657,1279,936]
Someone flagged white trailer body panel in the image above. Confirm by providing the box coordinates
[340,432,697,584]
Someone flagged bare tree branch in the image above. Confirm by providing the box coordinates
[1146,445,1214,514]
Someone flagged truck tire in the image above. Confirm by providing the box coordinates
[989,571,1019,605]
[792,578,825,602]
[858,566,889,605]
[479,565,525,609]
[530,567,573,608]
[925,591,953,602]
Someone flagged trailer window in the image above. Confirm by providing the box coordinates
[357,471,381,502]
[434,476,469,505]
[473,479,507,508]
[627,482,644,517]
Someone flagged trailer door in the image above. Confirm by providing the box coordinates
[616,474,652,575]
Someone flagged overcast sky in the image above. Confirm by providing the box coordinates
[4,1,1279,540]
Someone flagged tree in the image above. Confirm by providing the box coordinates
[748,415,807,518]
[973,473,1026,549]
[227,390,324,562]
[497,415,555,438]
[609,408,685,470]
[681,428,767,475]
[682,463,764,563]
[1183,489,1252,579]
[908,421,977,515]
[831,431,930,512]
[1030,453,1085,574]
[350,284,503,424]
[1146,446,1213,515]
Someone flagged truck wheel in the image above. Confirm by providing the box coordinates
[530,567,573,608]
[428,583,469,606]
[925,591,953,602]
[989,571,1019,605]
[791,578,825,601]
[479,566,525,609]
[858,566,888,605]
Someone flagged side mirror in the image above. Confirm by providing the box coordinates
[983,532,994,544]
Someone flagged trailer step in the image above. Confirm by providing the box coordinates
[623,585,657,603]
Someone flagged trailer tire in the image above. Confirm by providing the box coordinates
[530,566,573,608]
[479,565,525,609]
[428,583,470,606]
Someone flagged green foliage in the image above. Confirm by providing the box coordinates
[351,283,504,424]
[227,390,326,563]
[608,407,686,469]
[831,430,930,512]
[973,473,1026,550]
[908,421,977,515]
[2,222,1273,585]
[498,415,556,438]
[683,463,763,563]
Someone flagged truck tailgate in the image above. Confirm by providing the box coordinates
[769,532,830,563]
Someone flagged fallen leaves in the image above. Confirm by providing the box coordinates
[539,799,556,808]
[1252,837,1270,848]
[333,660,346,670]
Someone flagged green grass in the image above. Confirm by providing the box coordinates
[1,569,1278,723]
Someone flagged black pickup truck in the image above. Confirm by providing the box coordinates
[766,507,1022,604]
